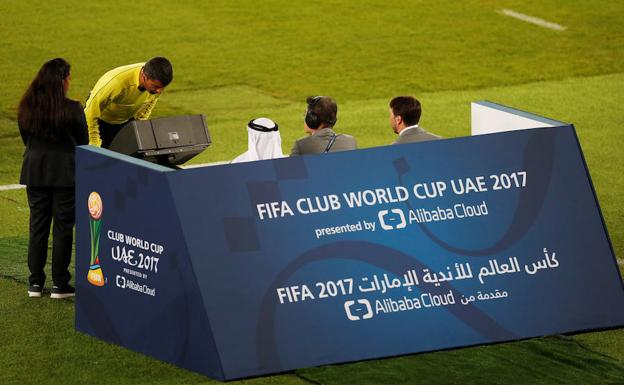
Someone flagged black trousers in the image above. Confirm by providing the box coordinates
[98,118,131,149]
[27,186,75,287]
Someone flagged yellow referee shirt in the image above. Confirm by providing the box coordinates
[84,63,160,146]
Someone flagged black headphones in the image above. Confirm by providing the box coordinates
[305,96,337,129]
[305,96,323,129]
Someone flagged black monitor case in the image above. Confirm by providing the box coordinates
[109,114,211,166]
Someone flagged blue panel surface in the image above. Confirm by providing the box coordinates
[76,126,624,380]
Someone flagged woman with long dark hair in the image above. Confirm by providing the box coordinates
[18,58,88,298]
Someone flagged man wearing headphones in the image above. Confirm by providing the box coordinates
[290,96,357,156]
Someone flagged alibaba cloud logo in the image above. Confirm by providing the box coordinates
[344,299,374,321]
[378,209,406,231]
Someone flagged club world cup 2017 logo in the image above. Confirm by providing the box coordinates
[87,192,105,286]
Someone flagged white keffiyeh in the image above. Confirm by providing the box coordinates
[232,118,284,163]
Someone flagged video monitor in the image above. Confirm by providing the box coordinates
[108,114,211,167]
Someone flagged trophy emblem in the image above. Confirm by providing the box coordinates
[87,192,105,286]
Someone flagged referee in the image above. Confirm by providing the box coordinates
[84,57,173,148]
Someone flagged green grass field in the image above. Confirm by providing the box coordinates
[1,1,623,384]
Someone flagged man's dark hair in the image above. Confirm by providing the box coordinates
[307,96,337,127]
[390,96,421,126]
[144,57,173,86]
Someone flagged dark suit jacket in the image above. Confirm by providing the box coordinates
[19,101,88,186]
[393,125,441,145]
[290,127,357,156]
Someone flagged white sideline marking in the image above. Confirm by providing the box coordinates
[499,9,567,31]
[0,184,25,191]
[0,162,226,191]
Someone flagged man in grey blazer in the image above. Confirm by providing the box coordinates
[290,96,357,156]
[389,96,441,145]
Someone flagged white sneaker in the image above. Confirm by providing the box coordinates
[51,285,75,299]
[28,284,43,298]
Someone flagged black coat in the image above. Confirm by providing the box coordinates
[19,100,88,187]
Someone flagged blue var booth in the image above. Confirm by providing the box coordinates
[75,102,624,380]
